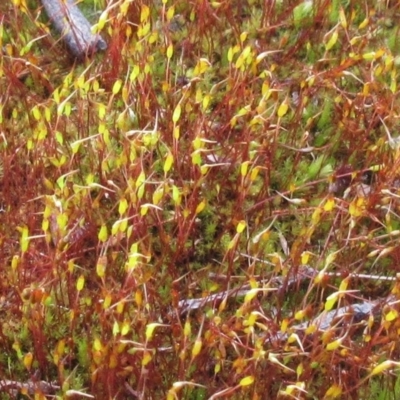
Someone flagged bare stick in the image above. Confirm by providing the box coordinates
[41,0,107,58]
[0,379,60,396]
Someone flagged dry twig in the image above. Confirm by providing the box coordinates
[41,0,107,58]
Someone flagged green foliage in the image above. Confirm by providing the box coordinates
[293,1,314,29]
